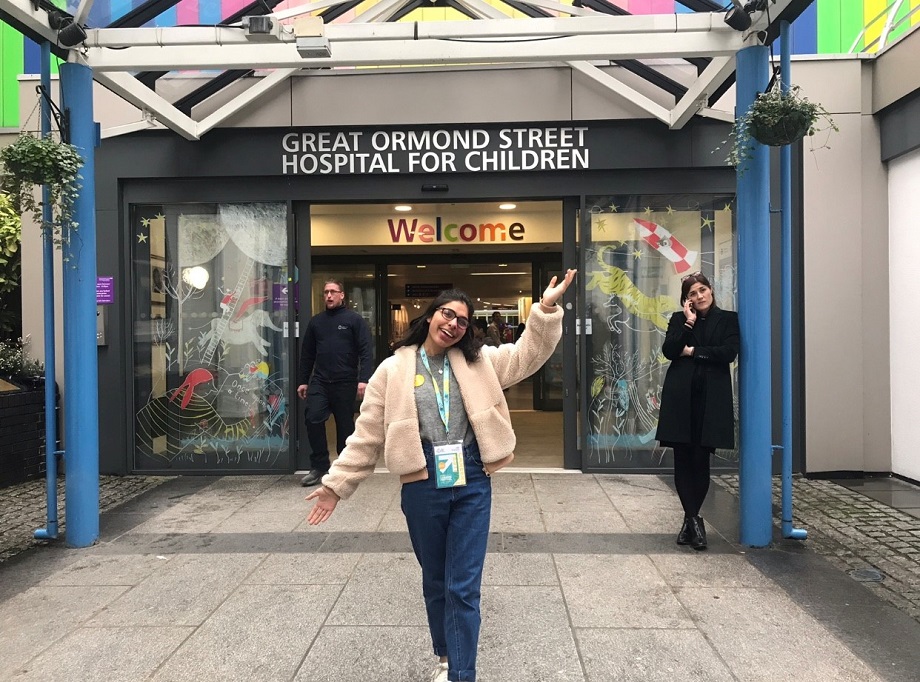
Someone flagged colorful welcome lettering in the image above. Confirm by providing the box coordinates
[387,216,525,243]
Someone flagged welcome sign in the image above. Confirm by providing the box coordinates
[281,126,590,175]
[311,207,561,248]
[387,217,525,244]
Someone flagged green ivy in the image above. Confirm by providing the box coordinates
[0,193,21,337]
[0,133,83,247]
[726,84,838,171]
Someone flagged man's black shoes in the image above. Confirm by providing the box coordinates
[301,470,326,487]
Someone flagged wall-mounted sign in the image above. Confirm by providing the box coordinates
[406,283,453,298]
[282,125,590,176]
[272,283,299,310]
[388,217,524,244]
[96,276,114,304]
[312,208,561,248]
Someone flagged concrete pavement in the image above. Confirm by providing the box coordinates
[2,471,920,681]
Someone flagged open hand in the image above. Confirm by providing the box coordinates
[541,269,577,308]
[306,486,339,525]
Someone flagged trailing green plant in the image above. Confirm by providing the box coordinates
[727,83,838,169]
[0,133,83,246]
[0,193,22,337]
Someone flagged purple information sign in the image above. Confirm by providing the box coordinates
[96,276,114,304]
[273,283,299,310]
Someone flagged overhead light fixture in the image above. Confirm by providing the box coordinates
[394,205,413,212]
[417,265,426,269]
[294,16,331,58]
[242,15,279,41]
[499,203,517,210]
[723,0,752,32]
[470,272,528,276]
[498,263,508,267]
[48,10,87,48]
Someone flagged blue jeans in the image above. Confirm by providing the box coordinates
[401,440,492,682]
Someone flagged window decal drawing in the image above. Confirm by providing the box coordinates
[132,203,291,471]
[584,196,738,470]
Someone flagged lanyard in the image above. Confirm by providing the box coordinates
[419,348,451,435]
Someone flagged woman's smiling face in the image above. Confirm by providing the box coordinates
[425,300,470,354]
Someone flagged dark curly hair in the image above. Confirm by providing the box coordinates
[392,289,482,363]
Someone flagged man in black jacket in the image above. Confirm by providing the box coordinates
[297,279,373,486]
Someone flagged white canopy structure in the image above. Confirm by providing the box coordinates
[0,0,811,139]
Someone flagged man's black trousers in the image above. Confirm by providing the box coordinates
[304,380,358,473]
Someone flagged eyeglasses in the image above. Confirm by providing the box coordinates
[680,271,702,282]
[323,289,343,296]
[436,307,470,330]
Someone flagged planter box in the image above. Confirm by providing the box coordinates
[0,386,46,488]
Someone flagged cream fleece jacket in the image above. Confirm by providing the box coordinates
[321,303,564,500]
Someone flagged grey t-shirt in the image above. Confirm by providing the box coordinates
[415,350,474,445]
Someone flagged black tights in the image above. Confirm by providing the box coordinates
[673,445,712,518]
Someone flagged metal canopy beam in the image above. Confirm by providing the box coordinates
[80,31,745,71]
[0,0,807,141]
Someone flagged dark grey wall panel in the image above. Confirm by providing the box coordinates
[880,89,920,162]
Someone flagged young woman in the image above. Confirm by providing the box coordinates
[655,272,739,551]
[306,270,576,682]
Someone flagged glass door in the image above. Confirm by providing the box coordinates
[534,259,563,411]
[295,264,380,470]
[580,194,737,472]
[132,202,291,471]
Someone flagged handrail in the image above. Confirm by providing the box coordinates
[848,0,920,54]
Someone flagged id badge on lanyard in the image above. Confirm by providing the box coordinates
[434,441,467,489]
[419,348,467,489]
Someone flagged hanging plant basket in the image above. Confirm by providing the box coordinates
[726,83,838,169]
[0,133,83,246]
[748,108,810,146]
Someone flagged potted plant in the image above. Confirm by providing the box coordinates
[0,337,44,389]
[728,83,838,168]
[0,133,83,246]
[0,337,47,488]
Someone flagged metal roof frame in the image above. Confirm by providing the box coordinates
[0,0,813,141]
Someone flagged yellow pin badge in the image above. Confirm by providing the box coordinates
[415,374,425,387]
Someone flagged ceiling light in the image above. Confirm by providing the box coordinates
[498,263,508,267]
[395,205,412,212]
[499,203,517,210]
[417,265,426,269]
[469,272,528,276]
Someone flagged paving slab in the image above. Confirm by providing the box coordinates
[3,472,920,682]
[555,554,693,629]
[7,626,192,682]
[677,586,885,682]
[576,628,735,682]
[151,584,339,681]
[478,585,584,682]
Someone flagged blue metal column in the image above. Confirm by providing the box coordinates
[779,22,807,541]
[736,45,773,547]
[59,62,99,548]
[34,41,59,541]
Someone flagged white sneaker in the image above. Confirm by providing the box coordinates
[430,661,448,682]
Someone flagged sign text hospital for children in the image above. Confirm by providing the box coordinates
[281,126,590,175]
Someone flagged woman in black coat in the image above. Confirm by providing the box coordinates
[655,272,739,550]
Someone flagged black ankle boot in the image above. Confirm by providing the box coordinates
[689,516,707,550]
[676,517,692,545]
